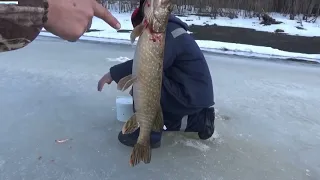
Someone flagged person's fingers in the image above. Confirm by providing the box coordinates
[92,0,121,29]
[97,78,106,91]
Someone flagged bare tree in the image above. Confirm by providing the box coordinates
[101,0,319,23]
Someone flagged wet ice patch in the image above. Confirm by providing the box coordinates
[207,130,221,141]
[209,131,225,145]
[106,56,130,63]
[169,130,223,152]
[182,140,210,152]
[214,108,231,121]
[306,169,311,176]
[175,139,211,152]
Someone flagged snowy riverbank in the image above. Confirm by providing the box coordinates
[42,12,320,63]
[1,1,319,62]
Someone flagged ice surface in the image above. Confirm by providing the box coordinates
[0,37,319,179]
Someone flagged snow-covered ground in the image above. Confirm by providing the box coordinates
[0,1,16,4]
[1,1,320,62]
[179,13,320,37]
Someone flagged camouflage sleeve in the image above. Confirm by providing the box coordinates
[0,0,49,52]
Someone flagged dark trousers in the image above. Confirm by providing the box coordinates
[133,99,208,132]
[163,109,209,132]
[131,84,212,132]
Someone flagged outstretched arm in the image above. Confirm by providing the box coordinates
[109,59,133,83]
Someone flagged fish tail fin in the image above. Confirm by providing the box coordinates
[122,114,139,134]
[152,106,164,132]
[130,142,151,167]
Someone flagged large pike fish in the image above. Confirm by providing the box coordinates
[117,0,173,167]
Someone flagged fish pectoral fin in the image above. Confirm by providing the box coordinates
[117,75,137,91]
[122,114,139,134]
[130,23,144,44]
[152,106,164,132]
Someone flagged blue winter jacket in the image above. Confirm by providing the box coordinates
[110,15,214,115]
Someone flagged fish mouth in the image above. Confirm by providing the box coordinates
[141,0,172,33]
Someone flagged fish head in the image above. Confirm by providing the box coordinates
[154,0,173,18]
[157,0,173,11]
[143,0,173,33]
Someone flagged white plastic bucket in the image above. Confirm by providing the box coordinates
[115,96,167,130]
[116,96,134,122]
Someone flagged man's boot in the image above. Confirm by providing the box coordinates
[197,107,215,140]
[185,107,215,140]
[118,128,162,148]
